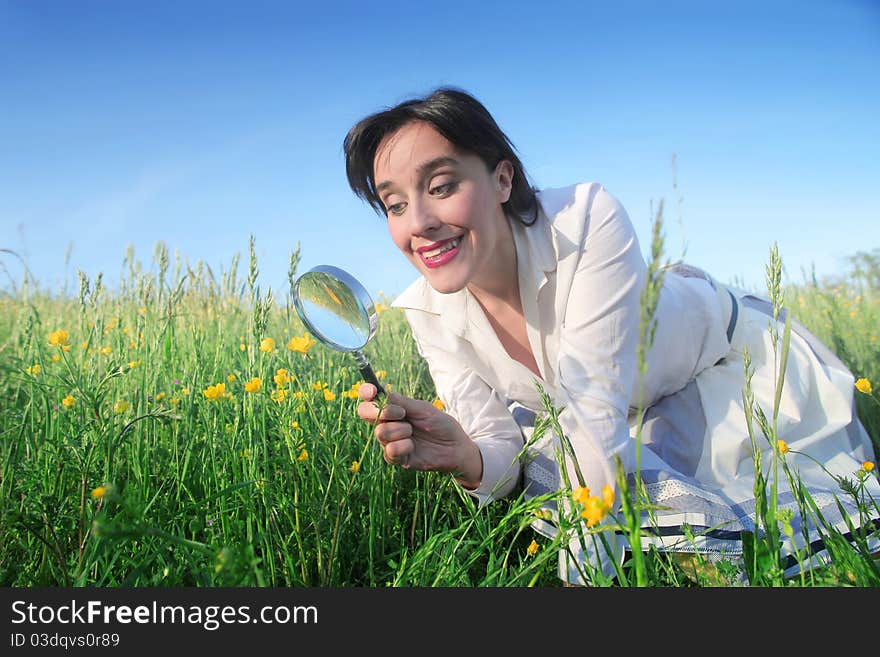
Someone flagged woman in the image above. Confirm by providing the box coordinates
[344,87,879,584]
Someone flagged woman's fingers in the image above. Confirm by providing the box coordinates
[382,436,413,466]
[356,400,406,424]
[373,420,413,445]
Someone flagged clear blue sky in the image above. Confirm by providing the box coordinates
[2,0,878,304]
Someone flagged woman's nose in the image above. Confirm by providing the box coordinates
[407,198,441,235]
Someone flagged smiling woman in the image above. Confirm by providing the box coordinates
[342,87,880,586]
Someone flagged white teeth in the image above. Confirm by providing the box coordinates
[422,237,460,259]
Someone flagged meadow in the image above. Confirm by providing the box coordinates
[2,226,879,587]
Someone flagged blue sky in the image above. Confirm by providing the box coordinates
[2,0,878,304]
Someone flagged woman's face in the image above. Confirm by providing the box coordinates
[372,121,513,295]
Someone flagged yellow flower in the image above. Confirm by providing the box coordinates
[777,439,789,455]
[581,497,609,528]
[375,302,389,314]
[61,394,75,408]
[572,486,591,505]
[48,329,70,349]
[271,388,288,402]
[533,508,552,520]
[180,387,190,396]
[51,354,61,363]
[128,360,139,369]
[100,346,112,355]
[350,460,360,473]
[293,390,304,399]
[227,374,236,382]
[287,334,316,354]
[274,368,291,387]
[240,449,250,459]
[25,364,41,376]
[855,378,873,395]
[375,370,387,380]
[291,421,299,429]
[297,449,309,462]
[91,485,110,500]
[527,539,539,557]
[311,381,324,391]
[245,377,262,393]
[863,461,875,473]
[579,485,615,528]
[154,392,166,401]
[113,400,130,414]
[239,343,246,351]
[203,383,226,401]
[259,337,276,353]
[432,398,445,411]
[138,306,147,316]
[323,388,337,402]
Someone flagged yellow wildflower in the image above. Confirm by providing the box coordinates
[533,508,552,520]
[311,381,324,391]
[323,388,336,402]
[154,392,166,401]
[777,439,789,455]
[48,329,71,350]
[245,377,262,393]
[293,390,304,399]
[291,421,299,429]
[227,374,236,382]
[241,449,250,459]
[271,389,288,402]
[100,346,112,355]
[376,370,387,380]
[239,343,246,351]
[863,461,875,473]
[274,368,291,387]
[527,539,539,557]
[138,306,147,316]
[128,360,139,369]
[855,378,872,395]
[432,398,445,411]
[61,394,76,408]
[350,460,360,473]
[287,334,316,354]
[113,400,130,414]
[25,364,41,376]
[375,302,389,314]
[259,337,276,353]
[297,449,309,462]
[203,383,226,401]
[51,354,61,363]
[180,387,190,396]
[572,486,591,505]
[91,485,110,500]
[579,485,615,528]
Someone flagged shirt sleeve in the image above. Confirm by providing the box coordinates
[403,313,526,504]
[550,187,647,579]
[553,187,646,491]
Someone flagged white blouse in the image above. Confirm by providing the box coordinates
[391,182,731,509]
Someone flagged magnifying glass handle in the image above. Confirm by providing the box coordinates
[353,351,386,398]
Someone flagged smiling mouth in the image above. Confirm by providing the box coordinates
[417,236,462,268]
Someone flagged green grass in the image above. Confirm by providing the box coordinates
[1,229,878,587]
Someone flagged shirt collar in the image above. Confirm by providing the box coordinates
[390,201,558,338]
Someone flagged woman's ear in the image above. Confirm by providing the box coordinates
[494,160,514,204]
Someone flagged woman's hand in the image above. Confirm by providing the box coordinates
[356,384,483,488]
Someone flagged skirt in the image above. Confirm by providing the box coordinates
[512,284,880,584]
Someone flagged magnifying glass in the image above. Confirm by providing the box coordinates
[292,265,385,397]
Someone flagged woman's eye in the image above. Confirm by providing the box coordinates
[386,202,406,216]
[429,181,457,196]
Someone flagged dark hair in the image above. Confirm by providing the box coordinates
[343,87,538,226]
